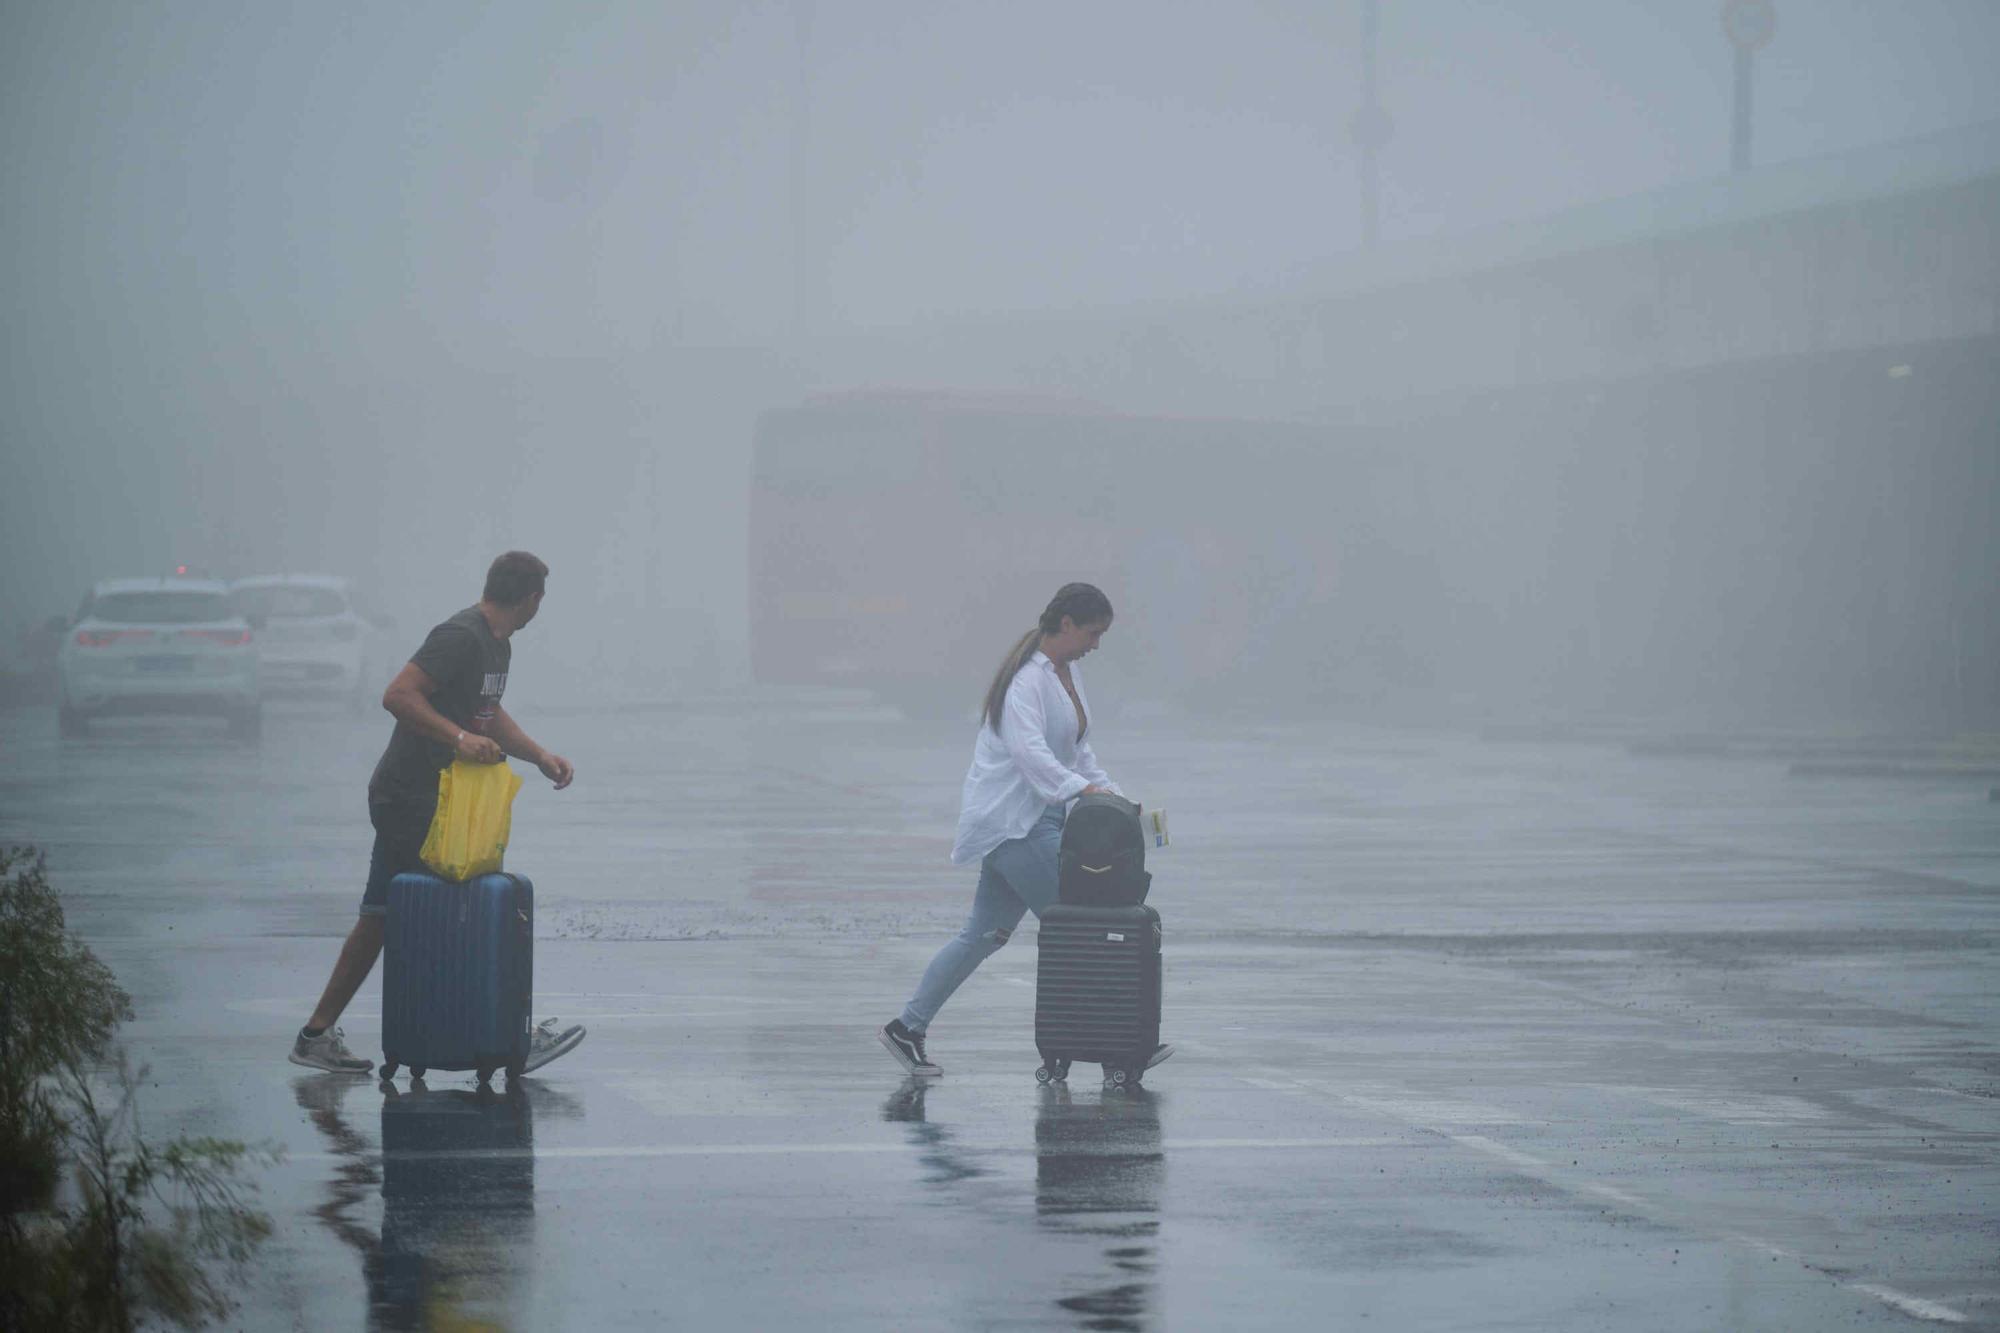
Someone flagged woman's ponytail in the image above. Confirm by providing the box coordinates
[981,628,1043,734]
[980,582,1114,733]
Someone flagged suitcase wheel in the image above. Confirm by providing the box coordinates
[476,1064,496,1085]
[505,1057,526,1083]
[409,1066,426,1079]
[1104,1067,1129,1089]
[380,1062,399,1081]
[1035,1065,1052,1085]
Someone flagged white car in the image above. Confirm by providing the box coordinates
[228,574,378,705]
[57,577,261,739]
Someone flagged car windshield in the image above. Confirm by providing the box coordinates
[89,592,233,625]
[230,585,348,619]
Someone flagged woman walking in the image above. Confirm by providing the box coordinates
[880,582,1170,1078]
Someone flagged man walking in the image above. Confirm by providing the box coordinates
[289,550,585,1075]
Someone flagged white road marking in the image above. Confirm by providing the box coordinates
[1578,1181,1648,1210]
[1167,1137,1406,1151]
[286,1134,1406,1165]
[1244,1075,1974,1327]
[530,992,733,1000]
[1448,1133,1547,1173]
[231,997,384,1019]
[1718,1230,1802,1263]
[234,996,805,1021]
[1336,1089,1539,1126]
[1846,1284,1969,1325]
[1250,1076,1535,1126]
[1626,1089,1829,1125]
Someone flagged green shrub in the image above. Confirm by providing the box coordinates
[1,847,277,1333]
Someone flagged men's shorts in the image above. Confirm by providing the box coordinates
[359,800,434,918]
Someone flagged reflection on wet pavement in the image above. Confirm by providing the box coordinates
[1035,1087,1163,1333]
[882,1078,1166,1330]
[296,1075,583,1331]
[881,1078,987,1185]
[379,1081,535,1330]
[293,1076,389,1315]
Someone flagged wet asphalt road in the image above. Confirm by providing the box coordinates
[2,695,1996,1330]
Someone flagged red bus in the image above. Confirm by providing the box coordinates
[746,391,1424,716]
[748,332,2000,728]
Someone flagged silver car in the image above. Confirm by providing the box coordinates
[57,577,261,739]
[228,574,381,706]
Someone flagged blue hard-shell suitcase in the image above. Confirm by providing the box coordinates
[382,871,533,1083]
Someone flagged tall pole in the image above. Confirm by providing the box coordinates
[1721,0,1775,173]
[1731,45,1754,172]
[790,0,825,339]
[1349,0,1392,248]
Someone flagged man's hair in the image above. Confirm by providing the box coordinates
[483,551,549,607]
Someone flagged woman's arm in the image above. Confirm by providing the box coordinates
[1074,734,1119,795]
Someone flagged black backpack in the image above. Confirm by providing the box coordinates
[1058,792,1152,907]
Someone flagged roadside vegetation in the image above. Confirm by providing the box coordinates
[1,846,276,1332]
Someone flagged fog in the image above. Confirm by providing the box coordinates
[4,1,1997,725]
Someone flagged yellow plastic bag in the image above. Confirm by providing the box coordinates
[419,759,525,881]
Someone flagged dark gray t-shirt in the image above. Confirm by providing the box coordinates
[367,607,511,810]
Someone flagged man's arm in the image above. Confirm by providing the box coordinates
[492,704,574,789]
[382,662,503,763]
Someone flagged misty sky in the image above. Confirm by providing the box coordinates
[5,1,1999,368]
[4,1,1999,676]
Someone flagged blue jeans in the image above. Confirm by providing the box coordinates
[900,805,1065,1033]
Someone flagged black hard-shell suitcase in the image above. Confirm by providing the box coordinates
[1034,903,1163,1088]
[1058,792,1151,907]
[381,871,533,1083]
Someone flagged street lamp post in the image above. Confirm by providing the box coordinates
[1721,0,1776,173]
[1349,0,1393,248]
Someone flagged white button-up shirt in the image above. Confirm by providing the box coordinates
[951,651,1119,865]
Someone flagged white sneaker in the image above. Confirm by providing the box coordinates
[523,1018,586,1074]
[289,1025,373,1075]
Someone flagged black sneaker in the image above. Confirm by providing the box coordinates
[878,1020,942,1078]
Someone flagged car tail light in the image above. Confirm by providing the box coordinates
[180,629,252,645]
[75,629,152,647]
